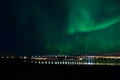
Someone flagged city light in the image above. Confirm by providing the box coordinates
[11,56,14,58]
[1,55,120,65]
[23,56,27,59]
[1,57,4,59]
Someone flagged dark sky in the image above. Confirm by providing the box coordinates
[0,0,120,56]
[0,0,69,55]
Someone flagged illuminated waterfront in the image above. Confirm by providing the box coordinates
[1,55,120,65]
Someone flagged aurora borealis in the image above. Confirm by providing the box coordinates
[68,0,120,33]
[0,0,120,55]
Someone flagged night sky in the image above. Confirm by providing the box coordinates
[0,0,120,55]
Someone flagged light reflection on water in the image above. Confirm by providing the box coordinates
[24,59,120,66]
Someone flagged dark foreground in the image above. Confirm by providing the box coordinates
[0,59,120,80]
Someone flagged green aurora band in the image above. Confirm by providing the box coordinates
[46,0,120,55]
[68,0,120,33]
[1,0,120,55]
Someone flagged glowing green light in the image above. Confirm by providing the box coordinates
[68,0,120,34]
